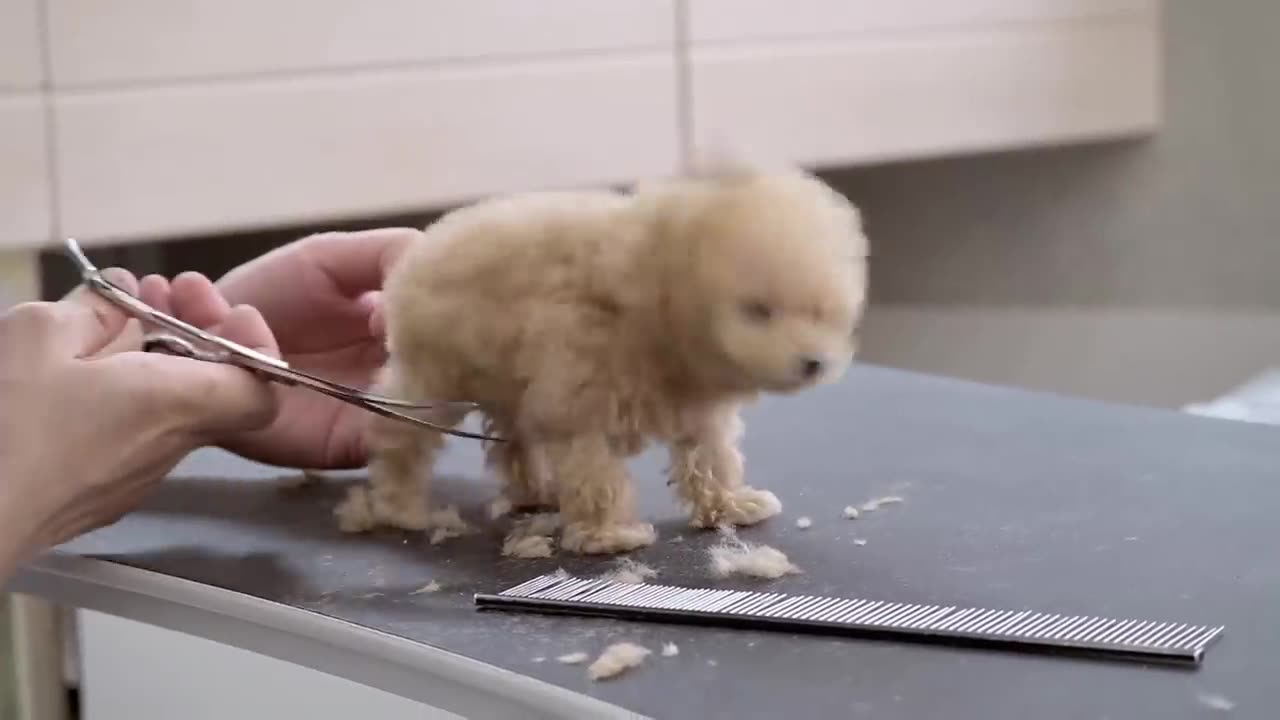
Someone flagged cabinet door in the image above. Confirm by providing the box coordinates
[47,0,675,86]
[0,98,51,248]
[686,0,1161,167]
[0,0,41,90]
[0,0,53,249]
[687,0,1156,43]
[47,2,680,244]
[53,59,679,244]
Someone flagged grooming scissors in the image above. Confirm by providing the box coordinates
[63,237,501,442]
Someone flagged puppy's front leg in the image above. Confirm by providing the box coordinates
[547,433,656,554]
[669,407,781,528]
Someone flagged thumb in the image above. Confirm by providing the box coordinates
[54,268,142,358]
[132,350,280,437]
[103,304,282,437]
[171,304,281,434]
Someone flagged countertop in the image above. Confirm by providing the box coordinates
[11,365,1277,718]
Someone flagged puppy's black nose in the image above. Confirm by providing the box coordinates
[800,357,824,379]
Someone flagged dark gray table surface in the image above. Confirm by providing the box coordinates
[54,365,1279,718]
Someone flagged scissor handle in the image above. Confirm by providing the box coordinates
[142,332,302,388]
[66,238,289,372]
[143,333,232,364]
[68,237,503,443]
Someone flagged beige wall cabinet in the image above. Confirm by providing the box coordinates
[2,0,1161,250]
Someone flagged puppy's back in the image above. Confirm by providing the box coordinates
[379,189,642,400]
[387,189,631,303]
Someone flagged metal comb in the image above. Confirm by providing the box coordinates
[475,573,1224,667]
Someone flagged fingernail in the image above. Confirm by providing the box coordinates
[99,267,139,293]
[356,290,381,313]
[174,270,213,286]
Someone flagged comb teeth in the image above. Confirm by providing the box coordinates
[476,574,1223,667]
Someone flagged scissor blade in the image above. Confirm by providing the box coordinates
[282,364,479,412]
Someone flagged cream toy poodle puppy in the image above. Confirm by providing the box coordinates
[336,165,869,554]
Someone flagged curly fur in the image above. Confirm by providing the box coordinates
[336,165,869,554]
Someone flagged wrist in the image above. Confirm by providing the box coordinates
[0,462,50,568]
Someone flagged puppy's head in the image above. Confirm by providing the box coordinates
[651,166,869,393]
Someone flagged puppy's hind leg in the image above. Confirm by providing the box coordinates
[485,433,557,512]
[547,433,656,554]
[669,407,780,529]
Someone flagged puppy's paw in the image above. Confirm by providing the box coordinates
[364,463,433,531]
[335,486,376,533]
[561,521,657,554]
[686,487,782,529]
[721,487,782,526]
[373,496,432,531]
[335,484,432,532]
[687,504,726,529]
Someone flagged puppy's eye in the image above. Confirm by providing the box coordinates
[740,300,773,322]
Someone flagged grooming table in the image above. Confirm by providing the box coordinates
[9,365,1278,718]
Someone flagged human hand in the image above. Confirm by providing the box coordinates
[0,271,277,577]
[139,228,419,470]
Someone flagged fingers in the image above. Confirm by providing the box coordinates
[299,228,421,298]
[62,268,142,358]
[170,271,231,329]
[93,318,146,358]
[0,268,141,362]
[80,267,140,298]
[212,304,280,358]
[162,304,280,434]
[142,272,269,353]
[359,290,386,339]
[139,274,172,314]
[150,303,280,433]
[69,295,282,437]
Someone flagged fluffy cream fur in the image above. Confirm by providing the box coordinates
[598,557,658,584]
[860,495,905,511]
[337,165,869,554]
[587,642,651,681]
[409,580,441,595]
[500,512,560,558]
[708,539,802,579]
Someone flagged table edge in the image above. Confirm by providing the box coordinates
[8,551,645,720]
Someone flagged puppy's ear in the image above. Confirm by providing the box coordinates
[690,143,755,180]
[688,136,783,183]
[842,202,871,261]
